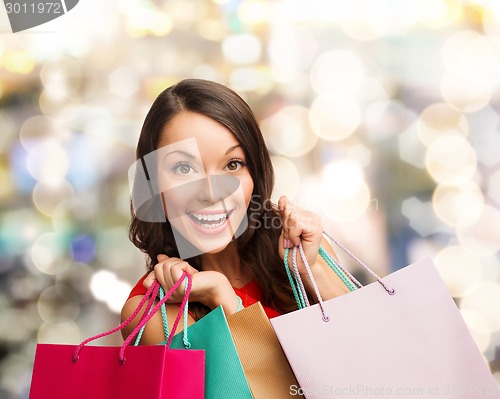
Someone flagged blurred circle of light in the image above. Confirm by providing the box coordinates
[419,0,462,29]
[443,31,500,86]
[32,179,75,216]
[30,232,68,275]
[26,140,70,184]
[461,282,500,331]
[440,72,492,113]
[0,163,14,200]
[365,101,413,142]
[19,115,58,150]
[434,245,482,297]
[488,169,500,205]
[150,11,173,36]
[38,320,80,344]
[56,262,94,303]
[39,90,81,122]
[109,66,140,99]
[457,205,500,255]
[416,103,468,147]
[70,235,96,264]
[52,198,94,236]
[310,50,365,95]
[270,156,300,202]
[268,26,319,83]
[340,0,392,41]
[261,106,319,157]
[90,270,132,313]
[37,285,80,323]
[483,3,500,38]
[432,181,484,228]
[196,19,227,41]
[238,0,271,25]
[222,34,262,65]
[310,94,361,141]
[322,160,371,223]
[9,141,37,194]
[124,9,172,38]
[460,309,491,353]
[0,354,32,397]
[229,66,274,94]
[0,209,45,257]
[40,57,84,101]
[2,50,36,74]
[425,135,477,185]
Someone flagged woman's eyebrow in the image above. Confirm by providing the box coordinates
[164,150,196,159]
[225,144,241,155]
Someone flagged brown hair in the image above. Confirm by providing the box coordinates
[129,79,297,317]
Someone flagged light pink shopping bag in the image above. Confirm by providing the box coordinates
[271,240,500,399]
[29,272,205,399]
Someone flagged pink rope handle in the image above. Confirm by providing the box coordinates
[322,230,395,295]
[292,243,330,322]
[120,272,192,363]
[72,272,191,364]
[72,279,161,363]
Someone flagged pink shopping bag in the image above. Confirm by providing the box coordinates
[29,272,205,399]
[271,236,500,399]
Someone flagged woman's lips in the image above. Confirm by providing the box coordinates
[187,209,234,235]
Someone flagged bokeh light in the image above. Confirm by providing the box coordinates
[434,245,482,297]
[261,105,319,157]
[222,34,262,65]
[461,282,500,332]
[310,50,365,96]
[461,309,491,353]
[271,156,301,202]
[310,94,361,141]
[425,134,477,186]
[457,205,500,255]
[432,181,484,227]
[90,270,132,313]
[416,103,468,147]
[30,232,69,276]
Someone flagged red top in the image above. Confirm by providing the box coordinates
[128,274,281,319]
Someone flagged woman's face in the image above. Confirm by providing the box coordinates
[156,111,254,258]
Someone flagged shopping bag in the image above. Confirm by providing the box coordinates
[29,272,205,399]
[154,304,253,398]
[271,236,500,399]
[227,302,304,398]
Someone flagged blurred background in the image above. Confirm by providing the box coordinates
[1,0,500,397]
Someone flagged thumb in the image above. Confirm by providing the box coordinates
[157,254,169,262]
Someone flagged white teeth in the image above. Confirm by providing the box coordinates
[191,212,227,221]
[190,211,230,228]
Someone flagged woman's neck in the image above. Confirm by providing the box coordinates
[200,242,252,288]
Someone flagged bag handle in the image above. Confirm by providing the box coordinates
[135,283,192,349]
[290,231,395,322]
[322,230,395,295]
[72,271,191,364]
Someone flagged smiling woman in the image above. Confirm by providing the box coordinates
[121,79,350,344]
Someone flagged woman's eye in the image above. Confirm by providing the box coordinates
[225,160,245,172]
[172,162,196,175]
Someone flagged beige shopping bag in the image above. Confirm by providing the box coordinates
[227,302,303,398]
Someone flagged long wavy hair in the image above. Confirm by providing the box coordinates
[129,79,297,318]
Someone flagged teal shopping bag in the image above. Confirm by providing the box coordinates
[135,289,252,399]
[166,306,253,398]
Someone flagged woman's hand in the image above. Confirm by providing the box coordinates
[278,195,323,275]
[143,254,239,314]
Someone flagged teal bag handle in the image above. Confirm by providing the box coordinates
[134,276,191,347]
[284,232,360,310]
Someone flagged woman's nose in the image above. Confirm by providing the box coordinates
[198,174,240,205]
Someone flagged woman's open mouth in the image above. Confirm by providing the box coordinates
[187,209,234,234]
